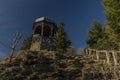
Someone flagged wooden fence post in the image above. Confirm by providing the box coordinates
[96,51,99,60]
[105,51,110,65]
[112,51,117,66]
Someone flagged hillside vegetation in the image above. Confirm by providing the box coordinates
[0,50,85,80]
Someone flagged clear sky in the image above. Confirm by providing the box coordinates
[0,0,106,59]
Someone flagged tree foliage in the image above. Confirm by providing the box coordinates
[87,0,120,50]
[86,21,103,49]
[53,22,71,52]
[103,0,120,50]
[20,36,32,50]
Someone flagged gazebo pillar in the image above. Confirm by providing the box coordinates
[39,23,44,50]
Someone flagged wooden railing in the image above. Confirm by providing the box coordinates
[85,49,120,66]
[82,49,120,79]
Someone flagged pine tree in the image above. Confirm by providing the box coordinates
[103,0,120,50]
[53,22,71,53]
[86,21,103,49]
[96,27,113,50]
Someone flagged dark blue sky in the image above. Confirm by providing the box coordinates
[0,0,106,58]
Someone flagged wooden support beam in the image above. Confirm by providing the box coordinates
[105,51,110,65]
[50,25,53,50]
[88,49,91,56]
[39,22,44,50]
[112,51,117,66]
[96,51,99,60]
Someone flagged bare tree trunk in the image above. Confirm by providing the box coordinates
[9,32,22,63]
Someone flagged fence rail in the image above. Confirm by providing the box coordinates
[85,49,120,66]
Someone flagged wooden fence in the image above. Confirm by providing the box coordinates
[85,49,120,66]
